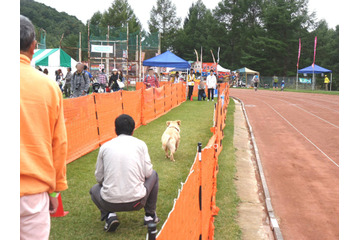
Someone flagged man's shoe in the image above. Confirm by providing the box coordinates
[144,213,160,226]
[104,216,120,232]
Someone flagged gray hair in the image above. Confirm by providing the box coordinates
[20,15,36,52]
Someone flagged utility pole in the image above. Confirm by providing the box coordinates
[126,23,129,82]
[106,25,109,76]
[59,33,64,49]
[136,35,139,82]
[87,21,90,67]
[139,32,142,81]
[79,32,82,62]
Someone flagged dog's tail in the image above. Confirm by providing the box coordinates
[162,134,171,150]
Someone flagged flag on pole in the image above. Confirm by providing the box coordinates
[312,36,317,68]
[297,38,301,69]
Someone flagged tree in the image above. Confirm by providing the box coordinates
[148,0,181,52]
[172,0,218,61]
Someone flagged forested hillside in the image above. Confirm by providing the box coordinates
[20,0,85,60]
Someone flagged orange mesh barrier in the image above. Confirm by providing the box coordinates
[63,95,99,164]
[122,90,142,129]
[164,85,172,112]
[171,84,178,107]
[142,88,156,125]
[157,83,230,240]
[94,92,123,145]
[154,86,165,118]
[135,82,145,90]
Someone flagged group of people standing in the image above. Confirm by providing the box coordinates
[144,68,218,101]
[47,65,127,98]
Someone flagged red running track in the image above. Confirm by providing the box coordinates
[230,89,339,240]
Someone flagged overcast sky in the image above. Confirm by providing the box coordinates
[32,0,339,32]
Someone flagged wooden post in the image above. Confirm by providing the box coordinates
[79,32,82,62]
[87,21,90,66]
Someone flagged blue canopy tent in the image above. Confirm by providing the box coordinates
[143,51,191,69]
[143,50,191,84]
[298,64,332,90]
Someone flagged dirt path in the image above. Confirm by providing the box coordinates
[230,89,339,240]
[233,99,274,240]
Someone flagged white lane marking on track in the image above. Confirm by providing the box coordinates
[259,92,339,113]
[258,94,339,128]
[261,100,339,168]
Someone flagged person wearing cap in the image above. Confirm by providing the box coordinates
[20,15,68,239]
[324,75,330,91]
[71,62,90,97]
[144,68,159,89]
[109,69,121,92]
[187,69,196,100]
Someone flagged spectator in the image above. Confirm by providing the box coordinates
[273,75,279,90]
[324,75,330,91]
[206,69,217,101]
[71,63,90,98]
[43,68,48,75]
[97,68,108,92]
[174,71,180,84]
[144,68,160,89]
[252,73,259,91]
[109,69,121,92]
[20,15,68,240]
[83,65,93,93]
[119,70,126,90]
[198,80,207,101]
[187,68,196,100]
[281,79,285,91]
[90,114,159,232]
[63,67,72,98]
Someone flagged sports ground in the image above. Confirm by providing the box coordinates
[230,89,339,239]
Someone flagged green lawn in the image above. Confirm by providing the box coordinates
[214,99,242,239]
[50,97,240,239]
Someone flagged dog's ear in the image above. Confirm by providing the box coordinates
[176,120,181,126]
[166,121,171,126]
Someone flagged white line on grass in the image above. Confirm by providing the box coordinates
[262,100,339,168]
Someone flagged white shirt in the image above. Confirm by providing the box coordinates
[95,134,153,203]
[206,74,217,89]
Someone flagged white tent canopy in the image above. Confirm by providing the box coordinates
[31,48,78,81]
[217,64,231,72]
[235,67,260,86]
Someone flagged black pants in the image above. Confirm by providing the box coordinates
[208,88,215,100]
[90,171,159,221]
[198,89,206,101]
[188,86,194,100]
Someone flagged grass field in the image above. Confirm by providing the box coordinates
[50,97,240,239]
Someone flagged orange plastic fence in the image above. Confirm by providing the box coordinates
[157,83,229,240]
[63,83,186,164]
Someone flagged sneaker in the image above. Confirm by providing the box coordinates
[104,216,120,232]
[144,213,160,226]
[207,99,209,101]
[212,99,214,101]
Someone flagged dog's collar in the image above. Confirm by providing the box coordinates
[169,126,180,132]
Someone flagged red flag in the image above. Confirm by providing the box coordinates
[297,38,301,69]
[312,36,317,68]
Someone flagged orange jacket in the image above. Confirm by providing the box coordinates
[20,54,68,196]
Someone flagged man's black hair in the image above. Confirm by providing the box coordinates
[84,65,88,70]
[190,68,194,71]
[115,114,135,136]
[210,69,214,72]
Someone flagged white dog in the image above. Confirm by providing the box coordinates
[161,120,181,161]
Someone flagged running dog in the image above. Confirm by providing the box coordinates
[161,120,181,161]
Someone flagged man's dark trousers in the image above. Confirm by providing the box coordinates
[90,171,159,221]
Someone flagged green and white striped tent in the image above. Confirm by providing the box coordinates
[31,48,78,81]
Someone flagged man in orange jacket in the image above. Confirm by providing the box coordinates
[20,15,68,240]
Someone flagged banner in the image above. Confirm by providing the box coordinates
[297,38,301,69]
[299,78,311,84]
[312,36,317,68]
[91,45,113,53]
[202,62,217,77]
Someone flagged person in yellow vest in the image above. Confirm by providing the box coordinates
[187,68,196,100]
[324,75,330,91]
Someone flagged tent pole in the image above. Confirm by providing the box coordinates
[330,73,333,91]
[296,70,298,90]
